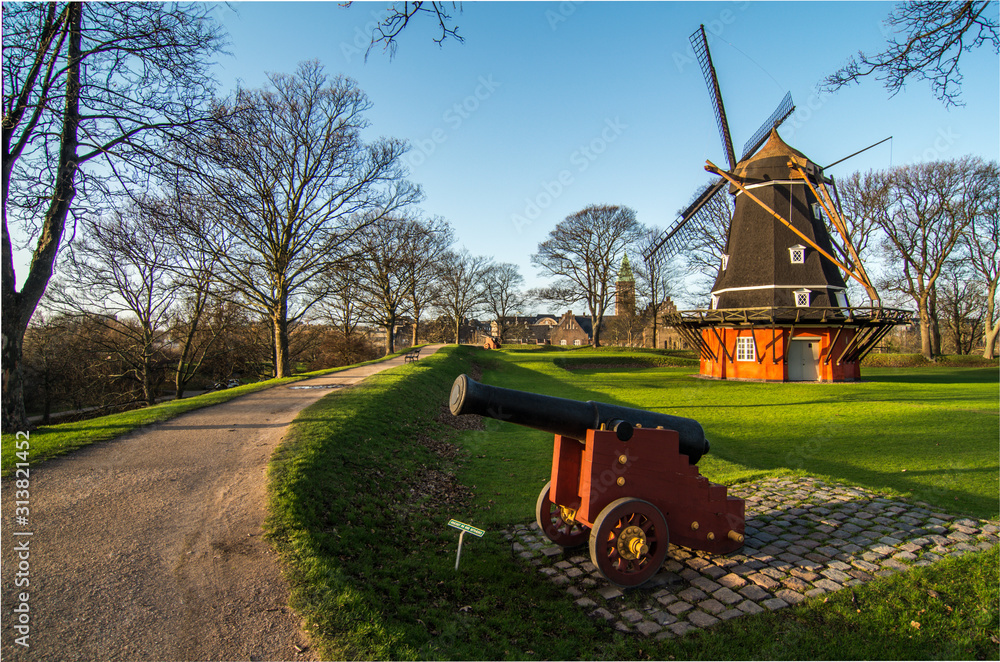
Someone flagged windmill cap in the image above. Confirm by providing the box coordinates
[732,128,819,182]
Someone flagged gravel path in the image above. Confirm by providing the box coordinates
[1,346,445,661]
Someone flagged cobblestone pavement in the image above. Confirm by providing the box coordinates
[504,477,999,640]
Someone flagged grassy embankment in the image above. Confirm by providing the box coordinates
[0,346,425,476]
[267,345,998,659]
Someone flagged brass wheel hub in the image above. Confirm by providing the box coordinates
[559,505,578,524]
[617,525,648,561]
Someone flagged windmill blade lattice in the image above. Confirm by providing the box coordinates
[740,92,795,161]
[690,25,736,170]
[643,179,727,267]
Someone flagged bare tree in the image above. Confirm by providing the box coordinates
[435,250,492,344]
[179,61,420,374]
[823,1,999,106]
[872,157,989,359]
[937,261,985,354]
[352,215,424,355]
[1,2,224,431]
[405,216,453,346]
[318,262,368,341]
[832,171,891,304]
[52,202,180,406]
[22,312,134,419]
[482,262,529,344]
[961,162,1000,357]
[147,189,228,399]
[532,205,643,347]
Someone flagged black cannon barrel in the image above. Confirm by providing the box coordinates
[449,374,709,464]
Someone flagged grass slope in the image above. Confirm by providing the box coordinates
[268,346,999,660]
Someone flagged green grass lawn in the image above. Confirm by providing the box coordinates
[267,345,999,660]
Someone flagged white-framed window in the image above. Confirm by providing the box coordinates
[736,336,755,362]
[574,339,581,346]
[811,202,824,220]
[794,289,811,307]
[711,294,720,310]
[560,339,567,346]
[721,254,729,271]
[789,244,806,264]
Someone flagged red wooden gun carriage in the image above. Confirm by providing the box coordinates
[449,374,744,587]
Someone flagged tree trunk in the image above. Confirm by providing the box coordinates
[0,4,82,433]
[454,317,461,345]
[273,311,291,378]
[984,324,999,359]
[590,309,603,348]
[918,295,934,360]
[1,324,28,432]
[142,360,155,406]
[411,296,420,346]
[929,288,941,357]
[384,323,395,355]
[982,283,998,359]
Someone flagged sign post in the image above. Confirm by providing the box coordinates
[447,519,485,570]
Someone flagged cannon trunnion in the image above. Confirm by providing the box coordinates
[450,374,745,587]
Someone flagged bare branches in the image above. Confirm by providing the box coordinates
[360,1,464,60]
[679,182,733,299]
[823,1,999,106]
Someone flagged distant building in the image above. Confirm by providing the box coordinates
[488,315,558,344]
[615,256,636,316]
[549,311,594,346]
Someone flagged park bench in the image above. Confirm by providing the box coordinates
[404,347,421,363]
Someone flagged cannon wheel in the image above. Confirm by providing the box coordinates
[535,481,589,548]
[589,498,669,587]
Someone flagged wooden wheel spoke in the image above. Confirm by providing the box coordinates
[590,498,670,588]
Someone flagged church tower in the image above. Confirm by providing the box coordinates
[615,256,635,316]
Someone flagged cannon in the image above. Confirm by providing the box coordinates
[450,374,745,587]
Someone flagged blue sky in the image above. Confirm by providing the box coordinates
[210,0,999,305]
[16,1,1000,309]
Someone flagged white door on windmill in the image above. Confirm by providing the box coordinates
[788,338,821,381]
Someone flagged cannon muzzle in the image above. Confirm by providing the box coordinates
[449,374,709,464]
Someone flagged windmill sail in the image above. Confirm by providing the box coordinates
[691,25,736,170]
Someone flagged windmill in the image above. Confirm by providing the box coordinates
[646,25,911,382]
